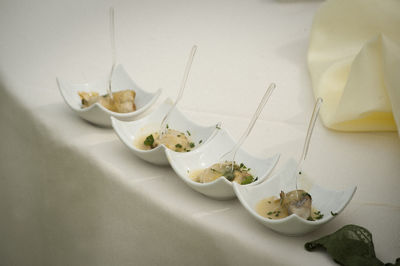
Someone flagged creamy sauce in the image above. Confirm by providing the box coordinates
[189,168,223,183]
[256,197,289,220]
[256,195,322,221]
[78,89,136,113]
[189,162,256,184]
[135,129,195,152]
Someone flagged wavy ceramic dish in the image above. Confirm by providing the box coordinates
[112,98,221,165]
[233,158,357,235]
[57,64,162,127]
[166,128,280,200]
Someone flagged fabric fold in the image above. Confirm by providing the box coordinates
[308,0,400,134]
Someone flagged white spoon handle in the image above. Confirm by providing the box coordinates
[230,82,276,162]
[296,97,323,187]
[160,45,197,135]
[215,82,275,167]
[108,7,116,100]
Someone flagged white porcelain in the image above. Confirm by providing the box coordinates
[233,158,357,236]
[112,98,221,165]
[166,128,280,200]
[57,64,162,127]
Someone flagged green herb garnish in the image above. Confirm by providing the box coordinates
[189,142,195,148]
[144,134,155,147]
[199,140,203,144]
[267,211,273,215]
[186,130,191,136]
[314,211,324,220]
[175,144,182,148]
[240,175,255,185]
[224,171,235,181]
[330,211,338,216]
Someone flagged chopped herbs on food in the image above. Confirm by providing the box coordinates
[166,124,169,129]
[144,134,155,147]
[240,175,255,185]
[330,211,338,216]
[267,211,273,215]
[186,130,191,136]
[189,142,195,148]
[224,171,235,181]
[175,144,182,148]
[194,161,256,185]
[199,140,203,144]
[314,211,324,220]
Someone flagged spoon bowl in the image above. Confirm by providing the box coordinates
[234,97,356,235]
[112,98,221,165]
[166,128,280,200]
[57,64,162,127]
[233,159,357,235]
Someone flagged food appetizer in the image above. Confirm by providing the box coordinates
[256,189,323,221]
[77,9,137,114]
[136,127,197,152]
[78,89,136,113]
[190,161,257,185]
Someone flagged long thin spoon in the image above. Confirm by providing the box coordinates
[295,97,323,189]
[107,7,116,100]
[159,45,197,136]
[219,82,276,171]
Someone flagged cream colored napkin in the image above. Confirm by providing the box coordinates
[308,0,400,134]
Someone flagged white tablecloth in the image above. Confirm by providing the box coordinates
[0,0,399,265]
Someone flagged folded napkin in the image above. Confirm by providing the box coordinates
[308,0,400,134]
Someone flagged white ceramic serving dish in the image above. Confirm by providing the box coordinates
[112,98,221,165]
[166,128,280,200]
[57,64,162,127]
[233,158,357,235]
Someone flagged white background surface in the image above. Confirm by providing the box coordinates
[0,0,399,265]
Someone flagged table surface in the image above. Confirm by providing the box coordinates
[0,0,399,265]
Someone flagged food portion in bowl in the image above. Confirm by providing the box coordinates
[78,89,136,113]
[190,161,258,185]
[256,189,323,221]
[135,127,197,152]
